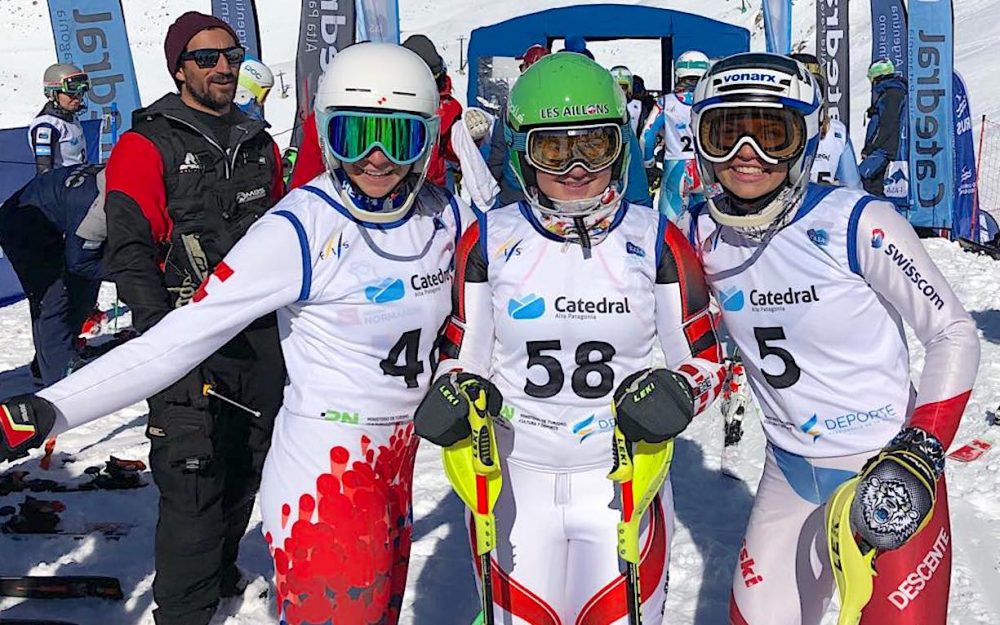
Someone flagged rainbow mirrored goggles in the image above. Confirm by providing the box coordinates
[522,123,623,175]
[321,110,437,166]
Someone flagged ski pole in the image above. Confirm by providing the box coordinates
[441,380,502,625]
[826,477,877,625]
[201,384,261,418]
[607,405,675,625]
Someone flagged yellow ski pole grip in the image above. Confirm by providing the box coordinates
[827,477,877,625]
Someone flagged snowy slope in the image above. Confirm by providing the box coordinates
[1,1,999,624]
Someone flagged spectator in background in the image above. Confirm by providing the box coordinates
[29,64,90,175]
[0,164,108,387]
[632,74,656,136]
[564,34,594,59]
[233,57,274,122]
[610,65,643,135]
[487,43,550,206]
[100,12,286,625]
[860,58,909,213]
[402,34,464,190]
[791,53,861,188]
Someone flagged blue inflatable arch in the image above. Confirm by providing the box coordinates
[467,4,751,105]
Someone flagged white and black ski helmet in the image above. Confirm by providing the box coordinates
[691,52,821,235]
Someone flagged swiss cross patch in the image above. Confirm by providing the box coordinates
[192,262,235,303]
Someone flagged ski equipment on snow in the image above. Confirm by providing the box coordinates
[0,497,130,540]
[0,457,147,495]
[606,414,675,625]
[0,576,123,600]
[826,477,877,625]
[441,379,502,625]
[0,619,82,625]
[947,438,994,462]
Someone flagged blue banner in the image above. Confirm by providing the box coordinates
[211,0,262,60]
[356,0,399,44]
[763,0,792,54]
[907,0,954,229]
[47,0,140,162]
[870,0,907,78]
[816,0,851,133]
[952,72,977,241]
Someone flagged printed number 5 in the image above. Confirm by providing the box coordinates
[753,327,800,389]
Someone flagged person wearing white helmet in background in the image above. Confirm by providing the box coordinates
[610,65,642,135]
[687,52,977,625]
[640,50,710,222]
[790,52,862,189]
[29,63,90,174]
[0,42,472,625]
[234,56,274,121]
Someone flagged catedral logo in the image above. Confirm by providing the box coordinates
[912,29,950,211]
[554,296,631,319]
[410,268,450,295]
[882,242,945,310]
[888,527,949,610]
[819,0,848,124]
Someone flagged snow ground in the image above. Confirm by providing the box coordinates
[1,1,999,623]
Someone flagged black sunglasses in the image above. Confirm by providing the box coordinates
[180,46,245,69]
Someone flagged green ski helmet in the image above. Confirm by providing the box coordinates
[506,52,630,216]
[867,58,896,82]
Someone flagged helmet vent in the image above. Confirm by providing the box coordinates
[345,87,373,93]
[717,83,784,94]
[392,91,417,97]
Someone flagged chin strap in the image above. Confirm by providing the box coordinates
[533,197,619,250]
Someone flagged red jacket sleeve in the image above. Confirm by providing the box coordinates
[270,141,286,202]
[106,132,168,242]
[104,131,175,332]
[290,111,326,190]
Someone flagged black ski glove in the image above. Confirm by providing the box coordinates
[613,368,694,444]
[850,427,944,551]
[414,372,503,447]
[1,394,57,463]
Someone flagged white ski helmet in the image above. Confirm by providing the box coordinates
[691,52,821,237]
[313,43,440,224]
[235,58,274,107]
[675,51,711,82]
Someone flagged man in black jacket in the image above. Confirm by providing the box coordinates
[102,12,285,625]
[860,58,909,213]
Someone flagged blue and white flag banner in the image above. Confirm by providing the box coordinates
[907,0,955,229]
[356,0,399,44]
[763,0,792,54]
[211,0,262,60]
[47,0,141,161]
[870,0,908,78]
